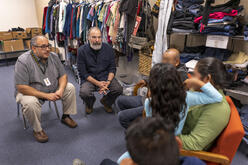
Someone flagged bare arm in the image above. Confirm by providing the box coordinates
[55,74,68,99]
[17,85,47,99]
[57,74,68,93]
[107,72,114,82]
[87,76,101,87]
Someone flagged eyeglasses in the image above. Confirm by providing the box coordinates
[91,36,102,39]
[34,44,52,49]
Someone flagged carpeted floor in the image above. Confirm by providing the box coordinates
[0,59,247,165]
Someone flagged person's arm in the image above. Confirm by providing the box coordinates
[143,76,149,85]
[107,46,116,76]
[87,76,103,87]
[17,85,47,99]
[185,79,223,107]
[103,72,115,89]
[77,48,91,82]
[55,74,68,98]
[178,101,230,151]
[144,98,152,117]
[117,152,131,164]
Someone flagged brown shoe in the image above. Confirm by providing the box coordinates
[85,105,93,114]
[61,116,78,128]
[33,130,48,143]
[100,98,113,113]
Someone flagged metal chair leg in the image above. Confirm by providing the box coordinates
[83,101,88,118]
[17,103,20,117]
[53,101,60,119]
[22,113,28,130]
[49,101,52,109]
[17,103,28,129]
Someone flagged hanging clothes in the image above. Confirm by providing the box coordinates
[58,2,67,33]
[152,0,174,65]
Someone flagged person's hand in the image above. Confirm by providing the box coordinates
[99,86,109,95]
[104,81,111,88]
[120,158,134,165]
[176,136,183,149]
[55,89,64,99]
[184,78,205,91]
[97,81,107,89]
[45,93,60,101]
[137,79,147,87]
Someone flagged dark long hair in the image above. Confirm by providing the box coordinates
[195,57,231,89]
[148,63,187,127]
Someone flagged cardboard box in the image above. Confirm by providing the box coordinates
[0,32,13,40]
[12,31,28,39]
[3,39,24,52]
[26,28,42,37]
[24,40,31,49]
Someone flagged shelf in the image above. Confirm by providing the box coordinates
[169,32,246,40]
[0,49,29,55]
[225,85,248,97]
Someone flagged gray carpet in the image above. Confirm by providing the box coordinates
[0,64,126,165]
[0,61,247,165]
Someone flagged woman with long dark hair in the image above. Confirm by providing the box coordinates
[178,57,231,151]
[145,62,224,135]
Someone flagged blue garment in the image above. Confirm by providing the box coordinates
[201,25,235,34]
[72,6,77,39]
[239,105,248,144]
[180,53,201,63]
[77,43,116,84]
[118,83,223,164]
[45,7,51,34]
[181,156,206,165]
[76,6,81,38]
[208,16,233,24]
[201,31,234,36]
[102,156,205,165]
[63,4,72,37]
[116,96,144,129]
[87,7,94,22]
[244,25,248,41]
[81,5,90,42]
[201,47,232,61]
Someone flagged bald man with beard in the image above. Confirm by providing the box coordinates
[116,48,188,129]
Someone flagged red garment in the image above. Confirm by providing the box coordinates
[70,8,74,39]
[194,10,238,24]
[136,1,142,16]
[43,7,48,31]
[105,4,112,24]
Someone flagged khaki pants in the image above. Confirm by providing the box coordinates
[16,83,77,132]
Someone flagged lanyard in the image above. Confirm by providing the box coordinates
[31,51,47,75]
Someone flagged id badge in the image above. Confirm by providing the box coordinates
[44,78,51,86]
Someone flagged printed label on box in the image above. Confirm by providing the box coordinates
[206,35,229,49]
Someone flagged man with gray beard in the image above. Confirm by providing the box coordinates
[77,27,123,114]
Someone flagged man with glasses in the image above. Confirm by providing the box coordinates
[77,27,122,114]
[15,35,77,143]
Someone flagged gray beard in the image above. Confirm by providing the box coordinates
[90,42,102,50]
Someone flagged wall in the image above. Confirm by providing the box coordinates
[0,0,39,31]
[34,0,50,27]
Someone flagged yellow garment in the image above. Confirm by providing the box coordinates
[98,4,107,22]
[109,1,119,37]
[225,51,248,64]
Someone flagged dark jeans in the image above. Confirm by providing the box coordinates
[100,159,118,165]
[79,78,123,108]
[116,95,144,129]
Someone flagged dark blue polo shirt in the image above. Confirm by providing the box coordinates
[77,43,116,84]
